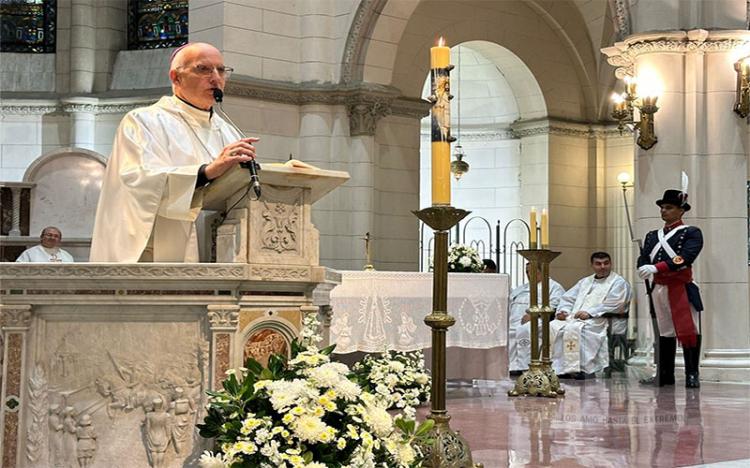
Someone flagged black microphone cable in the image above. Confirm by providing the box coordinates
[212,88,261,199]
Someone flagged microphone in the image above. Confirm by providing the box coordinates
[212,88,261,199]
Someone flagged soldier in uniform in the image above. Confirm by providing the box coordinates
[637,189,704,388]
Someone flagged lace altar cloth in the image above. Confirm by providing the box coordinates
[330,271,509,354]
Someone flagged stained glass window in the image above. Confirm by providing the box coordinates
[128,0,188,50]
[0,0,56,53]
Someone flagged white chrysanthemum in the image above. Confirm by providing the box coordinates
[336,378,362,401]
[397,442,416,464]
[364,404,393,437]
[266,379,316,412]
[233,440,258,455]
[459,256,472,267]
[240,414,264,435]
[306,363,346,388]
[384,374,399,387]
[259,439,281,458]
[389,361,405,372]
[289,350,330,367]
[292,415,328,443]
[199,451,226,468]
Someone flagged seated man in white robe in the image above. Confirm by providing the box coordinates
[551,251,631,379]
[509,262,566,375]
[90,42,258,262]
[16,226,74,263]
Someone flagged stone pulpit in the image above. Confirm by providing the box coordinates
[201,162,349,266]
[0,162,348,468]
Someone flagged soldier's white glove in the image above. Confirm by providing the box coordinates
[638,264,658,279]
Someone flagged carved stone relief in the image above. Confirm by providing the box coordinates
[35,321,205,468]
[261,201,300,254]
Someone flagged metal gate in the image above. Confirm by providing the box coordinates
[419,216,531,289]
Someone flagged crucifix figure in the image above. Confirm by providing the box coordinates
[363,232,374,271]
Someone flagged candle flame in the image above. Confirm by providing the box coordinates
[438,37,445,47]
[611,92,624,104]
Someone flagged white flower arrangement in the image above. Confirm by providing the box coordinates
[447,244,483,273]
[197,314,433,468]
[352,351,431,419]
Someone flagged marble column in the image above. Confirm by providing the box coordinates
[604,30,750,381]
[62,100,97,151]
[8,187,22,236]
[207,305,240,390]
[69,0,95,94]
[0,305,32,468]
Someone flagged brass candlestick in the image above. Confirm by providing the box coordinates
[508,249,564,398]
[363,232,374,271]
[414,205,481,468]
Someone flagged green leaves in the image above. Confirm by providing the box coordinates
[319,343,337,356]
[414,418,435,438]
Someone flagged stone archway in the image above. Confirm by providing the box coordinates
[239,317,298,368]
[417,41,547,277]
[23,147,106,240]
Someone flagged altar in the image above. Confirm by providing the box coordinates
[330,271,509,380]
[0,163,348,468]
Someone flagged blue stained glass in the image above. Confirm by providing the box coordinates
[0,0,56,53]
[128,0,188,50]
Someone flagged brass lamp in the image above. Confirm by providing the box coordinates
[610,75,659,150]
[734,57,750,118]
[450,144,469,180]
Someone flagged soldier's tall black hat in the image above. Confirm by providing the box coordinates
[656,189,690,211]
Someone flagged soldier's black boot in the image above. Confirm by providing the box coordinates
[684,335,701,388]
[640,336,676,386]
[660,336,676,386]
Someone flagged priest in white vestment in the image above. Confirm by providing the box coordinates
[16,226,74,263]
[550,251,631,378]
[90,43,258,262]
[510,263,566,374]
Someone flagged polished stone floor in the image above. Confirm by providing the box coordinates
[424,374,750,468]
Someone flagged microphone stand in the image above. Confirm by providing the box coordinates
[212,88,261,199]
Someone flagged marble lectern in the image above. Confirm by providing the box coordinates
[0,163,349,468]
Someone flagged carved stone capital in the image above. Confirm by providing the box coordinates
[347,98,392,136]
[207,305,240,331]
[0,305,32,330]
[602,29,750,78]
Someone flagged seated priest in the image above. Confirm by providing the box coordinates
[16,226,74,263]
[509,262,566,375]
[550,251,631,379]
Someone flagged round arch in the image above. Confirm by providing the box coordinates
[23,147,107,238]
[23,147,106,183]
[343,0,599,122]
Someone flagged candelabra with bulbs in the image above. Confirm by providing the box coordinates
[610,76,659,150]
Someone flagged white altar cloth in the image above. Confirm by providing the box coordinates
[329,271,509,354]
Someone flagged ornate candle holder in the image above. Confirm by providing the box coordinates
[414,205,482,468]
[508,249,564,398]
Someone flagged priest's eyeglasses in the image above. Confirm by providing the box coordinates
[182,64,234,78]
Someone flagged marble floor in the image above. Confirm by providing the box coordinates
[425,374,750,468]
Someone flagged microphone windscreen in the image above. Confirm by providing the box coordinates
[213,88,224,103]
